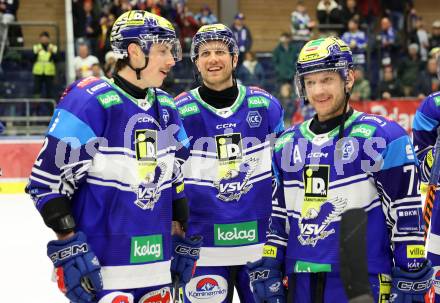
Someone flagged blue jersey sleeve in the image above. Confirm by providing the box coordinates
[373,123,425,271]
[26,81,108,212]
[413,93,440,182]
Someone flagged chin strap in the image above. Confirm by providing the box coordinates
[337,92,351,140]
[127,56,149,80]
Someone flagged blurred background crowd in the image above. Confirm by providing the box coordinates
[0,0,440,133]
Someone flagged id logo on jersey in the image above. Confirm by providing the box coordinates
[134,129,166,210]
[215,133,242,162]
[303,165,329,200]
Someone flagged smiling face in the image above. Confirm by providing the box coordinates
[129,43,175,88]
[195,41,237,91]
[303,70,354,122]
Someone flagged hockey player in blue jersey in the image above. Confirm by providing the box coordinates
[247,36,433,303]
[413,53,440,302]
[174,24,284,302]
[26,11,202,303]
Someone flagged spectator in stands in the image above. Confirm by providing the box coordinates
[430,20,440,51]
[397,43,423,97]
[351,67,371,101]
[409,17,430,62]
[194,4,217,26]
[340,0,360,31]
[91,63,103,78]
[357,0,381,31]
[98,14,115,63]
[110,0,133,17]
[414,57,440,98]
[175,2,199,53]
[237,51,265,87]
[231,12,252,67]
[276,82,297,127]
[0,0,22,46]
[378,17,399,66]
[378,65,404,99]
[316,0,342,34]
[73,43,100,79]
[383,0,411,32]
[0,0,17,23]
[272,32,299,86]
[342,18,367,67]
[73,0,101,56]
[32,31,58,99]
[104,50,117,78]
[290,1,315,49]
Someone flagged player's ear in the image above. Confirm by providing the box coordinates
[345,69,355,91]
[232,54,238,69]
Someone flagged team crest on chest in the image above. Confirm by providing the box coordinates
[133,129,167,210]
[213,133,258,202]
[298,165,346,246]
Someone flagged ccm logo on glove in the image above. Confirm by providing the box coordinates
[249,270,270,282]
[49,243,89,263]
[396,280,433,292]
[175,245,200,257]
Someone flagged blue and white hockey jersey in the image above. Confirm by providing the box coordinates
[26,76,189,290]
[174,85,284,266]
[267,111,424,275]
[413,92,440,183]
[412,91,440,297]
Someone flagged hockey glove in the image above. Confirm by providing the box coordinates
[390,260,434,303]
[47,231,103,303]
[246,258,286,303]
[171,235,203,285]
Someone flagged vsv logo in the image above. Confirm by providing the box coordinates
[300,224,328,236]
[219,182,247,193]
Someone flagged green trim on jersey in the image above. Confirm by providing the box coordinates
[104,77,156,108]
[178,102,200,117]
[189,84,247,116]
[157,94,176,109]
[299,111,362,141]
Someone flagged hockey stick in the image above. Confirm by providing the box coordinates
[339,208,374,303]
[423,128,440,243]
[173,274,181,303]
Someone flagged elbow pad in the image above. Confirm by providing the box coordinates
[40,197,76,234]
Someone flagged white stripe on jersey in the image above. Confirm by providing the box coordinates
[101,260,171,289]
[89,152,175,186]
[183,144,272,182]
[197,244,264,266]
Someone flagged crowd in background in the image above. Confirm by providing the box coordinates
[3,0,440,127]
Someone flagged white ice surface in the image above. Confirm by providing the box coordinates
[0,194,240,302]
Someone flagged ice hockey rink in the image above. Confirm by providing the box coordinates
[1,194,240,302]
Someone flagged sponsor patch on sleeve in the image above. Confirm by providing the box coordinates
[406,245,425,258]
[396,208,422,232]
[262,245,277,258]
